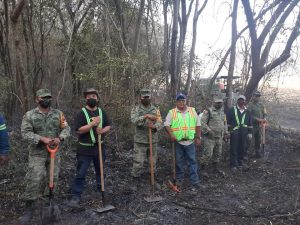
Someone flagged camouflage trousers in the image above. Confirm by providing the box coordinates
[23,155,61,201]
[252,126,262,151]
[200,136,223,166]
[131,142,157,177]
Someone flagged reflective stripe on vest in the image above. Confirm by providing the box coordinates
[170,107,197,141]
[81,107,103,145]
[233,106,247,130]
[0,124,6,131]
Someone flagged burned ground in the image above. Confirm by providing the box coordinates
[1,89,299,225]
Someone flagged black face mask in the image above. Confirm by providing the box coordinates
[86,98,97,108]
[39,99,51,108]
[141,98,151,106]
[214,103,222,109]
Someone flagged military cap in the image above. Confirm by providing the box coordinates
[176,93,187,101]
[36,89,52,98]
[84,88,99,97]
[213,96,223,103]
[140,88,151,97]
[237,95,246,101]
[253,91,262,96]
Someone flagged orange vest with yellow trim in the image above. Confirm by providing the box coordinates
[170,107,197,141]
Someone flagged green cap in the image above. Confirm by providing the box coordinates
[36,89,52,97]
[83,88,99,97]
[140,88,151,97]
[213,97,223,103]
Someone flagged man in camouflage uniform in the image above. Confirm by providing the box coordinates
[200,97,228,177]
[131,88,162,181]
[19,89,70,225]
[247,91,267,158]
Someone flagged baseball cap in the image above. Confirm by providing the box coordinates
[140,88,151,97]
[237,95,246,101]
[176,93,187,101]
[36,89,52,98]
[213,97,223,103]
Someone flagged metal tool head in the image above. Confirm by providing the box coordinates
[41,203,61,224]
[93,204,115,213]
[167,180,181,193]
[144,195,163,202]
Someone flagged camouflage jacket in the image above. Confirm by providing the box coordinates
[21,107,71,156]
[201,106,227,138]
[131,104,162,143]
[247,102,266,127]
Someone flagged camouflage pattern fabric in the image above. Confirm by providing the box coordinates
[131,104,162,144]
[21,107,70,201]
[200,106,227,165]
[131,142,157,177]
[248,101,266,152]
[131,104,162,177]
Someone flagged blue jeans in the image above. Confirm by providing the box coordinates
[71,150,106,198]
[175,142,200,185]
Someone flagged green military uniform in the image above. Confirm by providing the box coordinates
[130,89,162,177]
[247,95,266,157]
[21,89,70,201]
[200,101,227,166]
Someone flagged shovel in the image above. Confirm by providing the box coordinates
[144,128,163,202]
[93,135,115,213]
[41,144,61,224]
[167,142,180,193]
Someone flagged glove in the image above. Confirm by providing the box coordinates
[247,133,253,141]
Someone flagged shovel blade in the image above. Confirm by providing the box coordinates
[93,204,115,213]
[41,204,61,224]
[144,195,163,202]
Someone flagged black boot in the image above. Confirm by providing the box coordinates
[200,165,209,178]
[212,163,225,177]
[19,200,34,225]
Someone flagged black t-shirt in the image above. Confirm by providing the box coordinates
[75,107,111,156]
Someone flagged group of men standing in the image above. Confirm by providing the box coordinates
[0,87,267,224]
[131,89,267,193]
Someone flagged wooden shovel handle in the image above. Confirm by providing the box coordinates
[46,145,58,189]
[149,128,154,186]
[98,135,105,192]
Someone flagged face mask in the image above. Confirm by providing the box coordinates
[214,103,222,109]
[86,98,97,108]
[39,99,51,108]
[141,98,151,106]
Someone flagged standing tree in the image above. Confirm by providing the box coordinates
[241,0,300,99]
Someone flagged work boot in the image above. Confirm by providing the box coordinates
[19,200,34,225]
[68,196,80,208]
[200,165,209,178]
[212,163,225,177]
[255,150,262,159]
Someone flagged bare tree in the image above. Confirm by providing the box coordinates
[170,0,179,97]
[185,0,208,95]
[241,0,300,99]
[226,0,239,109]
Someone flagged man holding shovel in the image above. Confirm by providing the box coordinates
[69,88,111,207]
[130,88,162,188]
[20,89,70,224]
[247,91,267,158]
[165,93,201,193]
